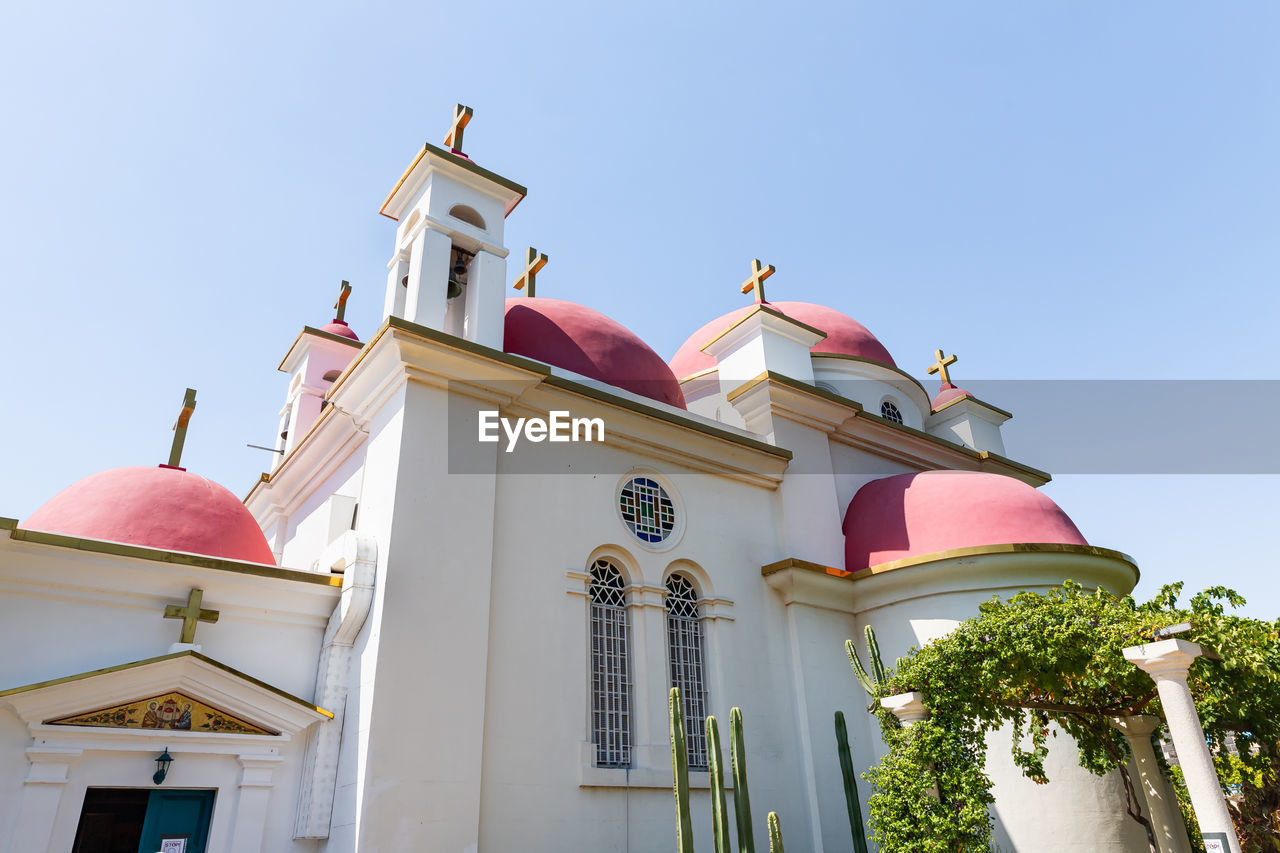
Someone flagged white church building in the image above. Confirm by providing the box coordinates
[1,111,1158,852]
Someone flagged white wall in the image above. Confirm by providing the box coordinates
[0,542,335,853]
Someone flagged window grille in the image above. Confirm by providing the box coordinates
[665,573,709,770]
[590,559,632,768]
[619,476,676,544]
[880,400,904,424]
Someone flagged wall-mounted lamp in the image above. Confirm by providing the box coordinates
[153,748,173,785]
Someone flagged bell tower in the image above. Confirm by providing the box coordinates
[379,105,527,350]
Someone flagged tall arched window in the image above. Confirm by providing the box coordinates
[589,559,632,767]
[665,573,708,770]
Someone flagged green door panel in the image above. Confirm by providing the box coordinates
[136,790,215,853]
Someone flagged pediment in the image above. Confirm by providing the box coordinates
[47,690,275,736]
[0,651,330,741]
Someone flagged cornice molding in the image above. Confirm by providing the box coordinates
[763,543,1140,616]
[0,526,340,588]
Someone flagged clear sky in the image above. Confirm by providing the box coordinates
[2,2,1276,616]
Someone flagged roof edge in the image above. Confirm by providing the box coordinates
[3,525,341,587]
[763,542,1139,583]
[0,650,333,718]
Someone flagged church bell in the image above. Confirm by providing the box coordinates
[447,256,467,299]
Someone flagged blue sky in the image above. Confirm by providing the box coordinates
[2,2,1276,616]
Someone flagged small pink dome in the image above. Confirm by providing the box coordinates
[320,320,360,342]
[932,382,972,410]
[670,301,896,381]
[23,466,276,564]
[843,470,1087,570]
[504,298,686,409]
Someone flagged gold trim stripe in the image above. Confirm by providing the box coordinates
[723,370,1049,482]
[276,325,363,372]
[3,527,341,587]
[379,142,528,220]
[762,542,1138,582]
[387,316,792,459]
[931,391,1014,419]
[0,650,334,719]
[698,305,828,354]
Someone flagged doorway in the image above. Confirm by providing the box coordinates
[71,788,214,853]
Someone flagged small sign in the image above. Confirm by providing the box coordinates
[1202,832,1231,853]
[159,837,188,853]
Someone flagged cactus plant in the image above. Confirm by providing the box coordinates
[767,812,785,852]
[846,624,888,697]
[670,687,694,853]
[729,707,755,853]
[707,715,732,853]
[835,711,871,853]
[669,696,792,853]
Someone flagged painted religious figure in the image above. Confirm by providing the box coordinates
[47,691,272,735]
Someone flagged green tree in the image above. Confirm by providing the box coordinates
[848,582,1280,853]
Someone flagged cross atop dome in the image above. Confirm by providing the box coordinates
[444,104,473,155]
[513,247,549,297]
[740,259,775,304]
[928,349,958,386]
[165,388,197,470]
[333,280,352,323]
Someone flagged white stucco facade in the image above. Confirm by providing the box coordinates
[0,136,1175,853]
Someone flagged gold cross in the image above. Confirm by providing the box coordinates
[163,588,219,644]
[927,349,958,385]
[333,280,351,323]
[167,388,197,469]
[740,259,775,303]
[513,247,549,297]
[444,104,474,152]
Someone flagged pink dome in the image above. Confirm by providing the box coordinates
[23,466,276,564]
[669,301,896,381]
[504,297,686,409]
[843,470,1087,570]
[320,320,359,341]
[932,382,972,410]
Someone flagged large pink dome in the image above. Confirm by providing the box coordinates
[504,297,686,409]
[669,301,896,381]
[23,466,276,564]
[843,470,1087,570]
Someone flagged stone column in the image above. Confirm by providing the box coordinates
[628,582,664,771]
[383,249,410,319]
[403,225,452,330]
[1111,714,1193,853]
[7,746,82,853]
[228,753,283,853]
[880,692,928,726]
[880,693,936,799]
[463,248,508,350]
[1124,639,1241,853]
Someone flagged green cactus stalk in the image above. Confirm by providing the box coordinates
[834,711,870,853]
[866,625,887,686]
[846,625,888,697]
[846,638,875,695]
[730,707,755,853]
[707,715,732,853]
[767,812,785,853]
[670,687,694,853]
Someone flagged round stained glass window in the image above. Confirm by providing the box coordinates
[619,476,676,544]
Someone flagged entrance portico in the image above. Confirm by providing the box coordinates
[1,652,329,853]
